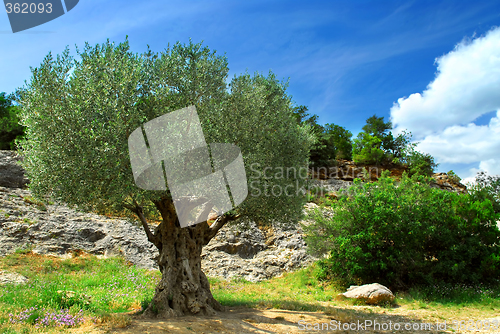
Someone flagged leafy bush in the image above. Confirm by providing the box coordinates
[304,171,500,290]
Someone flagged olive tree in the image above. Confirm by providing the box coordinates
[15,39,312,317]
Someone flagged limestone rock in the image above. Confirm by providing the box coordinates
[0,154,316,281]
[0,269,28,285]
[340,283,395,305]
[431,172,467,193]
[202,220,316,282]
[0,185,316,280]
[0,186,159,270]
[308,160,468,193]
[0,151,29,188]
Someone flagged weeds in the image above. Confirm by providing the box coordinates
[0,254,158,333]
[22,196,47,211]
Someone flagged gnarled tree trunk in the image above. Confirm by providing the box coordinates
[127,196,233,318]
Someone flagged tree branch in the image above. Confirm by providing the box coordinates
[123,199,162,250]
[203,212,239,245]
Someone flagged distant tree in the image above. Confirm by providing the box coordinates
[384,130,412,161]
[291,106,353,167]
[393,131,438,177]
[362,114,392,140]
[0,92,24,150]
[401,147,438,177]
[306,124,352,167]
[352,115,436,170]
[15,39,312,318]
[468,171,500,214]
[291,105,319,128]
[352,115,393,165]
[325,123,353,160]
[352,132,385,165]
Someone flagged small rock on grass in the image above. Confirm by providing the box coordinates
[0,269,28,285]
[339,283,395,305]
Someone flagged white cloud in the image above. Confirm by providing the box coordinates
[390,27,500,179]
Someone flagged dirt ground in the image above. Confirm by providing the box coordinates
[70,305,477,334]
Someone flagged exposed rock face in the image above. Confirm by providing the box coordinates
[310,178,353,195]
[202,220,315,282]
[340,283,395,305]
[431,172,467,193]
[0,185,315,280]
[0,151,29,189]
[0,186,159,270]
[309,160,467,193]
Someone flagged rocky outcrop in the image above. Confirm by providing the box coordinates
[0,186,159,269]
[340,283,395,305]
[431,172,467,193]
[202,220,315,282]
[0,151,29,188]
[309,160,467,193]
[0,185,315,280]
[309,160,404,181]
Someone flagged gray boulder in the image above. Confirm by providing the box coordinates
[340,283,395,305]
[0,269,28,285]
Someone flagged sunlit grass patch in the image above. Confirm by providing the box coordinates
[209,264,341,311]
[209,261,500,324]
[0,253,161,333]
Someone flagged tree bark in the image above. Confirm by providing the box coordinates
[135,195,233,318]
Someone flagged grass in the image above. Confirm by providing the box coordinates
[209,264,334,310]
[209,264,500,324]
[0,253,499,333]
[0,253,160,333]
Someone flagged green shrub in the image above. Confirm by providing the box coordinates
[304,171,500,290]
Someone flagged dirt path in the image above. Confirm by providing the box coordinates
[75,306,464,334]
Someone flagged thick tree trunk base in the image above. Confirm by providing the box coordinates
[140,198,227,318]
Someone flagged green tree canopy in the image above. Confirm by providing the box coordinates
[290,106,352,167]
[309,123,353,166]
[352,115,392,165]
[15,38,313,317]
[352,114,438,174]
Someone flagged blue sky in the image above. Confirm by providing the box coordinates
[1,0,500,182]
